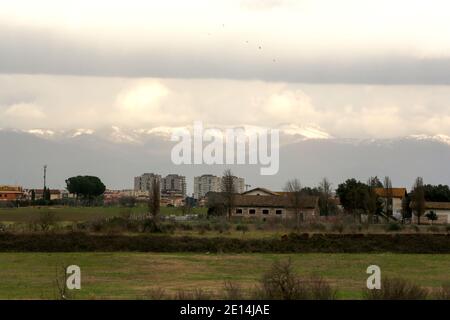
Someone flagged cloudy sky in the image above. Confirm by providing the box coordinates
[1,0,450,138]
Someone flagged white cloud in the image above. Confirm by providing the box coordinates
[4,103,46,119]
[1,75,450,140]
[2,1,450,82]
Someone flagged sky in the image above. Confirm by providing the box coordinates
[1,0,450,138]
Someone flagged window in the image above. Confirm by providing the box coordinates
[276,209,283,215]
[249,209,256,214]
[262,209,269,215]
[235,208,243,214]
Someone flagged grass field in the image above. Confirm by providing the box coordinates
[0,206,207,222]
[0,252,448,299]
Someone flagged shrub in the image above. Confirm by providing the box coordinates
[159,222,176,234]
[363,277,428,300]
[223,281,244,300]
[348,224,363,233]
[386,223,402,232]
[309,223,327,232]
[435,283,450,300]
[174,288,211,300]
[142,219,165,233]
[428,225,441,233]
[196,222,212,232]
[255,258,306,300]
[144,287,167,300]
[213,222,231,233]
[254,258,336,300]
[35,211,58,232]
[330,223,344,234]
[178,223,193,231]
[236,224,249,234]
[301,276,337,300]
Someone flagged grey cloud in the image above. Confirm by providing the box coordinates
[2,25,450,84]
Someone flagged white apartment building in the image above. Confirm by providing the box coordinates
[194,174,245,199]
[194,174,222,199]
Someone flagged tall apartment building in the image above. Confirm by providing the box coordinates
[161,174,186,197]
[134,173,162,192]
[229,176,245,194]
[193,174,245,199]
[194,174,222,199]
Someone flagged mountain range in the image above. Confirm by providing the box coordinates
[1,127,449,194]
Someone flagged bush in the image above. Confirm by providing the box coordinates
[236,224,249,234]
[35,211,58,232]
[144,287,167,300]
[363,277,428,300]
[435,283,450,300]
[223,281,244,300]
[178,223,193,231]
[428,225,441,233]
[0,233,449,253]
[309,223,327,232]
[330,223,344,234]
[196,222,212,232]
[386,223,402,232]
[213,222,231,233]
[174,288,211,300]
[348,224,363,233]
[254,258,336,300]
[301,276,337,300]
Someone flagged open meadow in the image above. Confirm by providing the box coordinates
[0,252,449,300]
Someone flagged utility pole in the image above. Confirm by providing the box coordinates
[245,184,251,191]
[43,165,47,190]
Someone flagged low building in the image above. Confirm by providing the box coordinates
[413,202,450,224]
[207,191,319,221]
[28,189,63,201]
[241,187,279,196]
[0,185,25,201]
[373,187,407,218]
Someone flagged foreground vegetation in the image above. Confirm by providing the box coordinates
[0,252,448,300]
[0,205,206,222]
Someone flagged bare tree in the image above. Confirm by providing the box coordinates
[53,264,73,300]
[383,176,394,218]
[411,177,426,225]
[284,179,304,228]
[221,169,236,220]
[148,178,161,222]
[318,178,333,218]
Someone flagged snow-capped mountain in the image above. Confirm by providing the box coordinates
[1,127,449,192]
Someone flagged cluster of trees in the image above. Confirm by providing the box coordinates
[423,184,450,202]
[336,178,383,223]
[284,178,338,227]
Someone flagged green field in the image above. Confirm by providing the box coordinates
[0,206,207,222]
[0,252,448,299]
